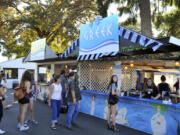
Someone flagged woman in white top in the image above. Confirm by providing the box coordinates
[48,75,62,130]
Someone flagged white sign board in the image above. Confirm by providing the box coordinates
[30,38,46,61]
[39,67,46,74]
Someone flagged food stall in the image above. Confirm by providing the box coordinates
[23,38,78,101]
[76,15,180,135]
[25,15,180,135]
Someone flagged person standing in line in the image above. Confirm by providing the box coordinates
[17,71,33,131]
[48,75,62,130]
[60,70,68,106]
[0,85,5,134]
[25,82,39,125]
[107,75,120,132]
[66,72,82,130]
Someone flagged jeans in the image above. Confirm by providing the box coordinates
[62,91,66,105]
[66,101,79,127]
[51,99,61,124]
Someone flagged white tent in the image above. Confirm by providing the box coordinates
[0,57,36,89]
[0,57,36,69]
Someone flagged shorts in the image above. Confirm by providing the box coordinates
[18,97,30,104]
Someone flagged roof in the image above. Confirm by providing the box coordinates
[0,57,36,69]
[23,44,58,62]
[24,26,180,63]
[77,26,180,61]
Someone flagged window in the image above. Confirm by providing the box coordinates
[4,68,18,79]
[38,65,51,83]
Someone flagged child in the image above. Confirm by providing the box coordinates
[0,85,5,134]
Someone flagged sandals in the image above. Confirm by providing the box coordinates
[107,124,120,132]
[112,126,120,132]
[107,124,112,130]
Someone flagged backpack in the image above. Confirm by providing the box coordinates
[14,87,25,101]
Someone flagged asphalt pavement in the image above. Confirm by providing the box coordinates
[0,89,150,135]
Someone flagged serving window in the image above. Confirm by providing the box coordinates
[4,68,18,79]
[38,65,51,83]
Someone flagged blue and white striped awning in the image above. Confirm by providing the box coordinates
[77,52,118,61]
[60,38,79,58]
[60,26,165,61]
[119,26,164,51]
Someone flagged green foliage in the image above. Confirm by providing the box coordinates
[161,0,180,8]
[96,0,113,17]
[114,0,180,38]
[115,0,139,26]
[0,0,97,58]
[154,9,180,38]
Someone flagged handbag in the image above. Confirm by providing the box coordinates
[14,87,25,101]
[108,85,119,105]
[108,94,119,105]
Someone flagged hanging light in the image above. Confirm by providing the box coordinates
[130,63,134,67]
[175,61,180,66]
[124,66,128,70]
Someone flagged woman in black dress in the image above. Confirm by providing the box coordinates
[107,75,120,132]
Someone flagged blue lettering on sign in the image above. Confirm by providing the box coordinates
[80,14,119,55]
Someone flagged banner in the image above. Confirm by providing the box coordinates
[30,38,46,61]
[80,14,119,55]
[80,92,179,135]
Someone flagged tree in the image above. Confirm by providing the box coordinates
[154,9,180,38]
[1,0,97,58]
[115,0,152,37]
[115,0,180,38]
[139,0,152,37]
[96,0,113,17]
[162,0,180,8]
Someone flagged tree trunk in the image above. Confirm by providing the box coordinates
[139,0,153,37]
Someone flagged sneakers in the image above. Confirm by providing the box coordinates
[32,120,38,125]
[19,125,29,131]
[24,120,31,125]
[0,129,5,134]
[25,119,38,125]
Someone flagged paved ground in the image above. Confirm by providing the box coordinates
[1,89,150,135]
